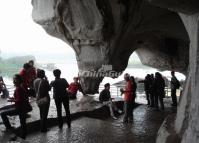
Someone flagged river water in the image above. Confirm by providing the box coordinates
[1,61,185,101]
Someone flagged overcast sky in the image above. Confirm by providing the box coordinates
[0,1,186,81]
[0,0,75,62]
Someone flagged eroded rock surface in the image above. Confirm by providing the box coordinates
[31,0,199,143]
[32,0,190,93]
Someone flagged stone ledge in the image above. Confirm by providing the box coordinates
[156,113,181,143]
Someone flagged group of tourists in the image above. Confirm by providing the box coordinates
[99,71,180,123]
[0,60,181,139]
[99,73,137,123]
[0,60,85,139]
[144,71,180,111]
[144,72,165,110]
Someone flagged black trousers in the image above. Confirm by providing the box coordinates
[0,106,27,138]
[171,89,177,105]
[130,95,136,115]
[39,101,50,131]
[145,91,150,105]
[55,97,71,128]
[123,101,133,122]
[149,92,155,107]
[154,95,164,110]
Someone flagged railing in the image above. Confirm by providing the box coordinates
[98,82,146,97]
[2,81,174,99]
[98,81,173,98]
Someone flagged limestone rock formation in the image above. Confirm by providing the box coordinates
[31,0,199,142]
[32,0,190,93]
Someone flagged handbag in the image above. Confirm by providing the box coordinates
[36,79,48,107]
[36,96,48,107]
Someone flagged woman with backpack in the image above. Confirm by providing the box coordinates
[34,69,51,132]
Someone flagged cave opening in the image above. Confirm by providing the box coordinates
[0,0,198,142]
[99,51,186,105]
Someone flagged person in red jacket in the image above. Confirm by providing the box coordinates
[28,60,36,87]
[0,74,32,139]
[120,73,133,123]
[67,77,85,99]
[19,63,31,91]
[27,60,37,97]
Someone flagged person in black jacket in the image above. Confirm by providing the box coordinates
[154,72,165,111]
[170,71,180,106]
[144,74,151,105]
[130,76,137,115]
[149,74,155,107]
[50,69,71,129]
[99,83,122,119]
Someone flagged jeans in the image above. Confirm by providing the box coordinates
[54,97,71,128]
[123,101,133,122]
[103,101,119,117]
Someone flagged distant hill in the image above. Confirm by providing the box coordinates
[0,55,36,77]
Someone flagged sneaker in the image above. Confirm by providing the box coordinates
[154,108,160,111]
[41,128,49,133]
[20,135,26,139]
[118,110,123,114]
[9,135,17,141]
[171,104,177,107]
[111,116,117,120]
[128,117,133,122]
[67,123,71,129]
[123,120,128,123]
[59,125,63,129]
[3,126,15,132]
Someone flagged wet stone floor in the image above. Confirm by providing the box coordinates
[0,96,177,143]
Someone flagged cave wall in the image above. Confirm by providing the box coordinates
[156,12,199,143]
[146,1,199,143]
[175,13,199,143]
